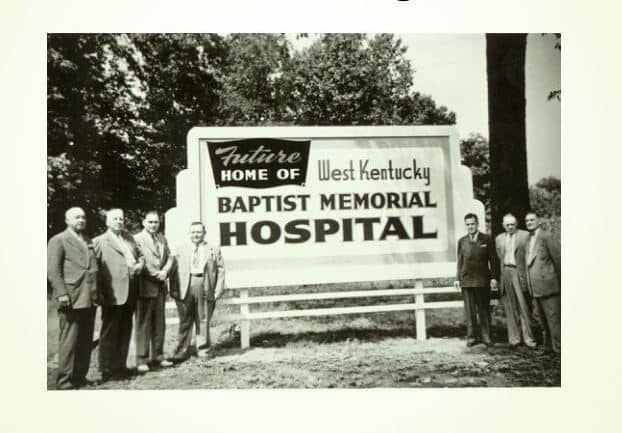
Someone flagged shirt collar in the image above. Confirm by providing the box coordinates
[143,229,158,240]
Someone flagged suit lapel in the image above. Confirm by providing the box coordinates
[499,233,507,257]
[105,231,125,256]
[139,231,162,263]
[63,229,88,267]
[527,232,539,267]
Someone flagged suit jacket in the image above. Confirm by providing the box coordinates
[526,229,561,298]
[495,229,530,292]
[134,230,174,298]
[456,232,498,288]
[93,230,144,306]
[169,241,225,301]
[47,229,98,309]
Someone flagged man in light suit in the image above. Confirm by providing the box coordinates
[47,207,99,389]
[133,211,174,372]
[94,208,144,381]
[495,213,536,348]
[525,211,561,354]
[169,221,225,361]
[455,213,498,347]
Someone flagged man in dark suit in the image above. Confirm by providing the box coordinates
[525,211,561,354]
[93,208,144,381]
[455,213,499,347]
[495,214,536,348]
[47,207,99,389]
[169,222,225,361]
[133,211,174,372]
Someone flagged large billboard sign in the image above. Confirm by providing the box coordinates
[166,126,484,288]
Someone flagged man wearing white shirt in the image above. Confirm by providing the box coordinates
[525,212,561,354]
[169,222,225,362]
[133,211,174,372]
[94,208,145,381]
[495,214,536,348]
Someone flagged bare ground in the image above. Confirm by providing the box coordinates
[47,301,561,389]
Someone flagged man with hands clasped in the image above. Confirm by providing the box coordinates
[94,208,145,381]
[133,211,174,372]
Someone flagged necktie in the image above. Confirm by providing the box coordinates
[192,245,200,269]
[152,235,161,257]
[504,234,514,265]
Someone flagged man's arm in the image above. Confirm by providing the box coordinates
[488,235,500,281]
[47,236,69,302]
[546,233,561,281]
[214,247,226,299]
[135,235,161,279]
[132,237,145,275]
[161,239,174,277]
[454,238,462,289]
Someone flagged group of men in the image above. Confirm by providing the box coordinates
[455,211,561,354]
[47,207,225,389]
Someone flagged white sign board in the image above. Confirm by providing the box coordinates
[166,126,484,288]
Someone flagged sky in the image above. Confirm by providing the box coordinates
[400,33,561,183]
[290,33,561,184]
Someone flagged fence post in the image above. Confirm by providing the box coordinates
[414,279,427,340]
[239,288,250,349]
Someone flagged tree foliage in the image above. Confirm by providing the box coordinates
[459,133,560,229]
[47,33,456,238]
[546,33,561,102]
[529,176,561,218]
[460,133,491,220]
[280,34,454,125]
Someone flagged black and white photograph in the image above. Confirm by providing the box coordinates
[46,32,561,390]
[3,1,621,432]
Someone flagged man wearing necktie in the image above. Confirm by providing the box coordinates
[495,214,536,349]
[525,211,561,354]
[94,208,145,381]
[47,207,99,389]
[455,213,499,347]
[133,211,174,372]
[169,221,225,361]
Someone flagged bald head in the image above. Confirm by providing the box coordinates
[65,207,86,233]
[106,208,125,234]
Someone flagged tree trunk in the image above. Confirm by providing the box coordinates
[486,34,530,237]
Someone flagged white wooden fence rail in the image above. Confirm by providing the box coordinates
[164,281,498,349]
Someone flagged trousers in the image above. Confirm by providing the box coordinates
[56,307,96,389]
[501,267,536,346]
[173,275,216,359]
[99,301,135,373]
[461,286,491,344]
[534,293,561,353]
[135,289,166,365]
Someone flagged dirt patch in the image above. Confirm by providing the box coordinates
[47,311,560,389]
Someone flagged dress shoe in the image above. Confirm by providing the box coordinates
[100,371,113,383]
[170,354,190,364]
[73,378,96,388]
[159,360,173,368]
[113,367,135,379]
[137,364,150,373]
[198,347,215,358]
